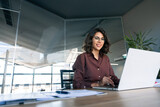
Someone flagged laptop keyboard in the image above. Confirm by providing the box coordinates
[93,84,118,90]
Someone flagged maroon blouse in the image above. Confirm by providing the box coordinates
[73,52,119,89]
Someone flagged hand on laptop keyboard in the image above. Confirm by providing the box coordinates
[101,76,115,87]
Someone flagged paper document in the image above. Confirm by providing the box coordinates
[0,89,104,106]
[45,89,104,98]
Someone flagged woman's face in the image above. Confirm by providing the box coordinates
[92,32,105,52]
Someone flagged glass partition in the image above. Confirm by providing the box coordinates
[0,0,20,94]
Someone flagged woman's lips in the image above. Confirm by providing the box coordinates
[96,44,101,47]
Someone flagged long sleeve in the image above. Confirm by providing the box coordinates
[108,58,120,85]
[73,54,91,89]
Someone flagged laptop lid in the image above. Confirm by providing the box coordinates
[118,48,160,91]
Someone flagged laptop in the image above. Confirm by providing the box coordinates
[93,48,160,91]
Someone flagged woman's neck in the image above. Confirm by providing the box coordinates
[92,50,99,60]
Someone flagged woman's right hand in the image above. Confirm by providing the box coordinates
[100,76,115,87]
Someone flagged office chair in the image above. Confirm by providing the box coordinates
[60,70,74,89]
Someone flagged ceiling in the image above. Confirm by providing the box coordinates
[27,0,143,19]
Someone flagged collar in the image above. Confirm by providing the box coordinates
[86,52,103,58]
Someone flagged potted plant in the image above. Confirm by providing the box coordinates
[124,31,157,51]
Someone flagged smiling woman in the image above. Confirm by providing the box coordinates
[73,28,120,89]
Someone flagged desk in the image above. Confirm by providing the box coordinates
[11,88,160,107]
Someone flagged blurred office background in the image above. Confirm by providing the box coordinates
[0,0,160,94]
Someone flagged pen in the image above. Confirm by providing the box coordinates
[55,91,69,94]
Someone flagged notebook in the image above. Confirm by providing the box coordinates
[93,48,160,91]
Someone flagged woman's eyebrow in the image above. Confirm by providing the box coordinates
[95,36,104,38]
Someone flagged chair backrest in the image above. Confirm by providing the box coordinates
[60,70,74,89]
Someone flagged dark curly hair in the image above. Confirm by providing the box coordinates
[82,28,110,55]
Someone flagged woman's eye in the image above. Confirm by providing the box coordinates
[95,37,99,40]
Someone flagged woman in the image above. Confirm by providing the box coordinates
[73,28,119,89]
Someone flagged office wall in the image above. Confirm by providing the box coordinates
[122,0,160,52]
[108,39,126,78]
